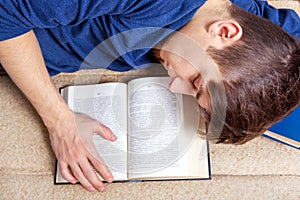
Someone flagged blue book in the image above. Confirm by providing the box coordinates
[263,106,300,149]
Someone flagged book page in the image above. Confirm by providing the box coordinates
[63,83,128,181]
[127,77,209,179]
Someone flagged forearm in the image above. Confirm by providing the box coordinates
[0,30,72,130]
[0,27,117,193]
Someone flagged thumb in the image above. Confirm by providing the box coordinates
[94,122,117,142]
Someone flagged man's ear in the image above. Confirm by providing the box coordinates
[208,21,242,48]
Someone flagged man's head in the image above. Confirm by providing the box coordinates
[154,0,300,144]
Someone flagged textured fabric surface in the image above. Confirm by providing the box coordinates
[1,174,300,200]
[0,1,299,200]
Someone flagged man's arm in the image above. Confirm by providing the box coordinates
[0,30,115,192]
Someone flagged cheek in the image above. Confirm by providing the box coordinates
[168,77,195,96]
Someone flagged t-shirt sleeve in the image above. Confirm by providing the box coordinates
[0,0,134,41]
[231,0,300,39]
[0,1,32,41]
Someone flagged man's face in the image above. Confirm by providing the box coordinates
[153,4,240,112]
[155,48,210,111]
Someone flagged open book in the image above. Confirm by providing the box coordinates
[55,77,210,183]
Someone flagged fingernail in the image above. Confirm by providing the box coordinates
[89,187,96,192]
[111,135,117,141]
[99,187,105,192]
[107,178,113,183]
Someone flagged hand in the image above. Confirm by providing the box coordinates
[48,112,117,192]
[0,32,116,192]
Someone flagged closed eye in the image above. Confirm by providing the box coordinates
[192,73,203,92]
[192,74,200,86]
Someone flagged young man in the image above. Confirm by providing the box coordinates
[0,0,299,192]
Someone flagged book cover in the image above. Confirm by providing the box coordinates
[263,106,300,149]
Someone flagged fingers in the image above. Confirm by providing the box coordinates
[59,161,77,184]
[89,155,114,183]
[58,141,113,192]
[94,122,117,142]
[57,113,116,192]
[74,113,116,142]
[71,160,106,192]
[60,158,108,192]
[83,131,114,183]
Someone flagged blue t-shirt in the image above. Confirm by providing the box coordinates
[0,0,299,75]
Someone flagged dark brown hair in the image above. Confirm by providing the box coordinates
[205,4,300,144]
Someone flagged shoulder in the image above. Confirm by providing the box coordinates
[0,0,129,40]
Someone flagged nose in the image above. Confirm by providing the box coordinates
[167,68,177,77]
[168,77,196,96]
[163,63,168,70]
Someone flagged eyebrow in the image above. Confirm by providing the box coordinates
[152,49,164,63]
